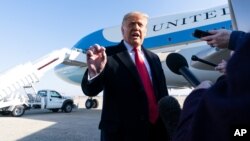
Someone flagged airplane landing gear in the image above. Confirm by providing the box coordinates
[85,97,99,109]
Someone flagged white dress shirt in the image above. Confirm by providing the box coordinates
[123,41,152,81]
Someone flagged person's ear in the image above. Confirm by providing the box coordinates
[121,26,124,35]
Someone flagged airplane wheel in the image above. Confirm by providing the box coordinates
[85,98,93,109]
[92,99,99,108]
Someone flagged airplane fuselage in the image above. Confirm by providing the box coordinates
[55,4,232,88]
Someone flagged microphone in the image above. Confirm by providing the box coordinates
[166,53,200,87]
[159,96,181,140]
[191,55,217,67]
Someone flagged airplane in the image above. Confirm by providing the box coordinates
[54,4,232,108]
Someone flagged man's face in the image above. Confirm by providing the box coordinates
[122,14,148,47]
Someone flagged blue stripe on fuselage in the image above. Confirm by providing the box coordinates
[144,21,232,48]
[73,20,231,51]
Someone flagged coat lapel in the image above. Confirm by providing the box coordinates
[115,43,142,84]
[114,42,159,96]
[142,48,160,98]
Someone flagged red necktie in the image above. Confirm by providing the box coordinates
[133,47,159,124]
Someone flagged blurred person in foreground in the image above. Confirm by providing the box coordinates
[81,11,169,141]
[173,29,250,141]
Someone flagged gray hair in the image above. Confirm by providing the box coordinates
[122,11,149,25]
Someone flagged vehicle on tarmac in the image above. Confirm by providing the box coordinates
[0,88,76,117]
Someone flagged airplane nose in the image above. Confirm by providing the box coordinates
[73,29,117,51]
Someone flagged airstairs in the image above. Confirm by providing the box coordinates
[0,48,80,104]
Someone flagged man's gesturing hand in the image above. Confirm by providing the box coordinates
[86,44,107,78]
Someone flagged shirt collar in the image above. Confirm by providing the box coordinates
[123,40,141,53]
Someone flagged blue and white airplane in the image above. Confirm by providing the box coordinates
[55,4,232,99]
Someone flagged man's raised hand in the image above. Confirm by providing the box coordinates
[86,44,107,78]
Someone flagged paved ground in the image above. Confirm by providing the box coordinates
[0,95,187,141]
[0,108,101,141]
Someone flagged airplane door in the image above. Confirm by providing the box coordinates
[46,91,64,109]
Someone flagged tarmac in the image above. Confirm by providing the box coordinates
[0,96,102,141]
[0,95,187,141]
